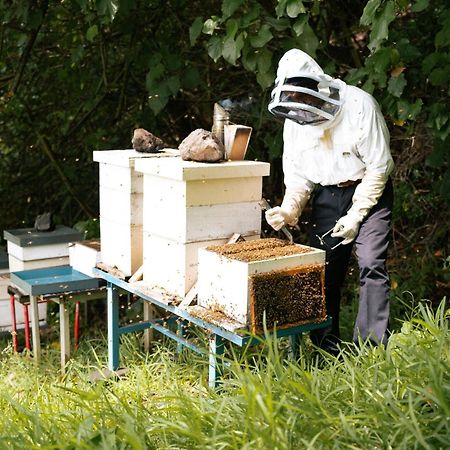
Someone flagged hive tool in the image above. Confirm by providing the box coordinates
[316,226,344,250]
[259,198,294,244]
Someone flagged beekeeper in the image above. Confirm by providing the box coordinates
[266,49,394,355]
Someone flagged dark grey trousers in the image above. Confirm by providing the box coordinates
[308,179,393,353]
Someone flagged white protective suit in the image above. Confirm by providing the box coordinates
[266,49,394,244]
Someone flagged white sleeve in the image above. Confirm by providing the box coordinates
[348,95,394,221]
[282,121,315,215]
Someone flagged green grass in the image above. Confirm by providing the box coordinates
[0,300,448,449]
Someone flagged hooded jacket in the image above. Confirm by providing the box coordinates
[272,49,394,224]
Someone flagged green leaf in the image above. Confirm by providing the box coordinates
[256,48,273,73]
[421,53,440,75]
[146,63,164,85]
[387,73,407,97]
[250,24,273,48]
[265,16,290,31]
[189,17,203,46]
[429,65,450,87]
[411,0,429,13]
[222,0,244,20]
[166,76,180,96]
[240,4,261,28]
[242,47,258,71]
[293,15,308,36]
[226,18,239,39]
[148,94,168,115]
[96,0,118,21]
[275,0,288,18]
[222,32,244,65]
[256,70,274,89]
[360,0,382,26]
[368,0,396,52]
[435,19,450,48]
[203,18,219,35]
[296,23,318,57]
[397,98,423,121]
[207,36,223,62]
[86,25,98,42]
[286,0,305,18]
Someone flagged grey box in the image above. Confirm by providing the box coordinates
[4,225,82,247]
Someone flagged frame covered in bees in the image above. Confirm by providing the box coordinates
[197,238,326,332]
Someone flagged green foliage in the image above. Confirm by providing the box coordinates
[0,0,448,301]
[0,300,448,448]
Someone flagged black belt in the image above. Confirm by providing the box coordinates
[336,179,361,188]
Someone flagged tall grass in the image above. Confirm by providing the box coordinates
[0,300,448,449]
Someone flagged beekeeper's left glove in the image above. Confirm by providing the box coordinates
[331,213,362,245]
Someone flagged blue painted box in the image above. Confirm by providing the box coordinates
[10,265,100,296]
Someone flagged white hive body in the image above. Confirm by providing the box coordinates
[135,157,270,298]
[93,149,178,276]
[69,240,101,278]
[197,239,327,332]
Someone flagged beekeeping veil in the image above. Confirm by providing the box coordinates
[268,49,343,126]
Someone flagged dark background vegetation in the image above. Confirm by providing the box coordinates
[0,0,448,327]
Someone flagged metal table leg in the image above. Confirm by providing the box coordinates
[208,334,225,389]
[289,333,302,361]
[177,320,185,354]
[29,295,41,361]
[9,294,18,352]
[59,301,71,372]
[107,282,120,371]
[74,301,80,350]
[143,302,156,352]
[23,304,31,351]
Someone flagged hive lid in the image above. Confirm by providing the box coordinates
[135,157,270,181]
[93,149,180,167]
[3,225,82,247]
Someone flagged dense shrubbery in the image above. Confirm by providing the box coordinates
[0,1,448,302]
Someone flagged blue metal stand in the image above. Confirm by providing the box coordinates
[94,268,332,388]
[107,282,120,371]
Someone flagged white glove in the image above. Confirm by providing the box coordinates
[265,206,297,231]
[331,171,390,245]
[265,186,310,231]
[331,212,362,245]
[348,171,390,222]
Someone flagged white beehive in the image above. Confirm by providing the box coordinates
[135,157,270,297]
[93,149,179,276]
[69,239,101,277]
[0,251,47,333]
[197,239,326,332]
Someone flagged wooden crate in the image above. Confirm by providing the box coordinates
[94,149,179,276]
[143,233,259,297]
[197,239,326,332]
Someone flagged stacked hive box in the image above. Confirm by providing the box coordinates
[134,157,270,298]
[4,226,81,272]
[197,238,326,332]
[2,226,82,330]
[93,149,179,276]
